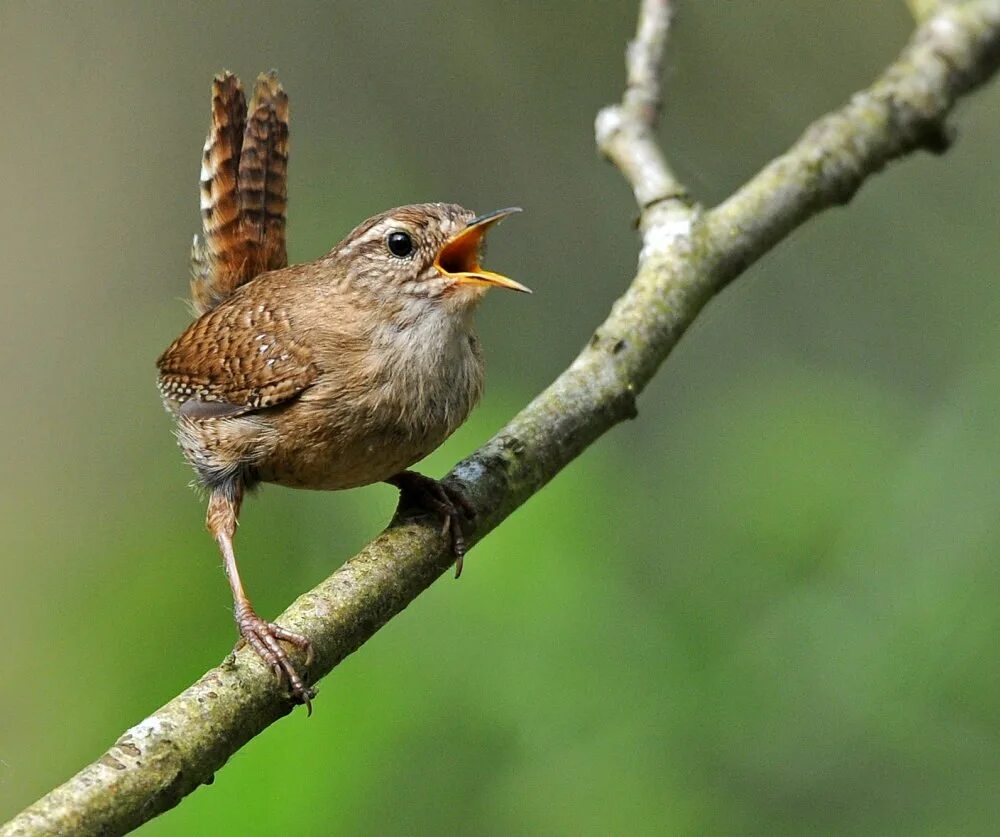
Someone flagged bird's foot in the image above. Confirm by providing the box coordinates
[234,605,316,713]
[388,471,476,578]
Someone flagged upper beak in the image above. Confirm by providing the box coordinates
[434,207,530,293]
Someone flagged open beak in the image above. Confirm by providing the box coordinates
[434,207,531,293]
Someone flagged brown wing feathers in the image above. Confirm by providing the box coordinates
[191,71,289,316]
[156,297,317,416]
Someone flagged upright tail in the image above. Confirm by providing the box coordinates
[191,71,289,316]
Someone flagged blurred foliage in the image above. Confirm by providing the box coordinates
[2,1,999,834]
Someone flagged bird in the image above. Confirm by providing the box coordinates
[156,71,528,710]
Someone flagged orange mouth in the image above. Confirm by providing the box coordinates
[434,207,530,293]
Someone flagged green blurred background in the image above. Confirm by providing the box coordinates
[2,1,999,834]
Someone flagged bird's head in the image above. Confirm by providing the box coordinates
[330,203,529,312]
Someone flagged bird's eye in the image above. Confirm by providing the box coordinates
[387,231,414,258]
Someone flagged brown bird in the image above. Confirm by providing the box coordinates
[157,71,528,709]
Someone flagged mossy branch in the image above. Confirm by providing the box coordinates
[5,1,1000,833]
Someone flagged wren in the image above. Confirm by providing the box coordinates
[156,72,528,709]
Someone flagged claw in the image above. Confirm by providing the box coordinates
[388,471,477,577]
[234,607,314,710]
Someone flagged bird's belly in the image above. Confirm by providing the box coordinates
[253,400,455,491]
[260,433,442,490]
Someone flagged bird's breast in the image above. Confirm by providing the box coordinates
[255,319,484,490]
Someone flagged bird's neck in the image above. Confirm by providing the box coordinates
[376,297,478,364]
[365,299,484,436]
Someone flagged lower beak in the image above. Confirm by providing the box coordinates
[434,207,531,293]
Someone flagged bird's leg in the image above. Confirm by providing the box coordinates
[386,471,477,578]
[206,484,315,711]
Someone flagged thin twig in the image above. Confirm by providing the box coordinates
[4,1,1000,834]
[595,0,695,262]
[908,0,962,24]
[625,0,672,124]
[595,0,690,214]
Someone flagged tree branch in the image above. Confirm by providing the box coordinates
[5,1,1000,834]
[595,0,689,212]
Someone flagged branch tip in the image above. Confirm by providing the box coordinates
[598,0,691,231]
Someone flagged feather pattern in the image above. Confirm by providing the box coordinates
[158,281,317,415]
[190,71,289,316]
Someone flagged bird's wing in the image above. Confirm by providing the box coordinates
[191,72,290,316]
[156,291,316,417]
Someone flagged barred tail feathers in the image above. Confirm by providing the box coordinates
[189,71,289,316]
[238,72,289,276]
[191,72,246,315]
